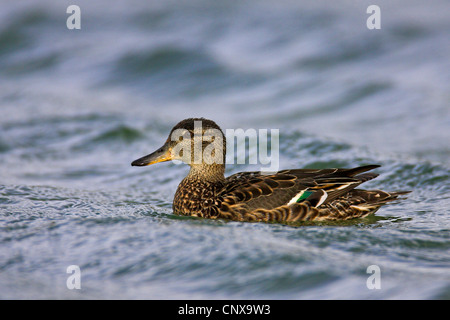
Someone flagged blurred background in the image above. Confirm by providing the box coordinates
[0,0,449,299]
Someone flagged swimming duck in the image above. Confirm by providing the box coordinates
[131,118,409,223]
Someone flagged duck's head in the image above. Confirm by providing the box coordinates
[131,118,226,176]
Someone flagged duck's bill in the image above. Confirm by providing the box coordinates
[131,144,172,166]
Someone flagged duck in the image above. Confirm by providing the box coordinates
[131,118,409,223]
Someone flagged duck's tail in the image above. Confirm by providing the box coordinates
[314,189,411,220]
[350,189,411,205]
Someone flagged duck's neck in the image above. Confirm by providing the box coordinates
[186,163,225,183]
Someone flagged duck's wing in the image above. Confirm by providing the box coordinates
[217,165,382,221]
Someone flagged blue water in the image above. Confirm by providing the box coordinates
[0,0,449,299]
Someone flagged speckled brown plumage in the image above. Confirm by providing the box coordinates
[132,118,410,223]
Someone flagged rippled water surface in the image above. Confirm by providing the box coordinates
[0,0,449,299]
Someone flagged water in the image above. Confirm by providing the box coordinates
[0,0,449,299]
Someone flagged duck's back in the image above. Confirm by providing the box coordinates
[215,165,409,222]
